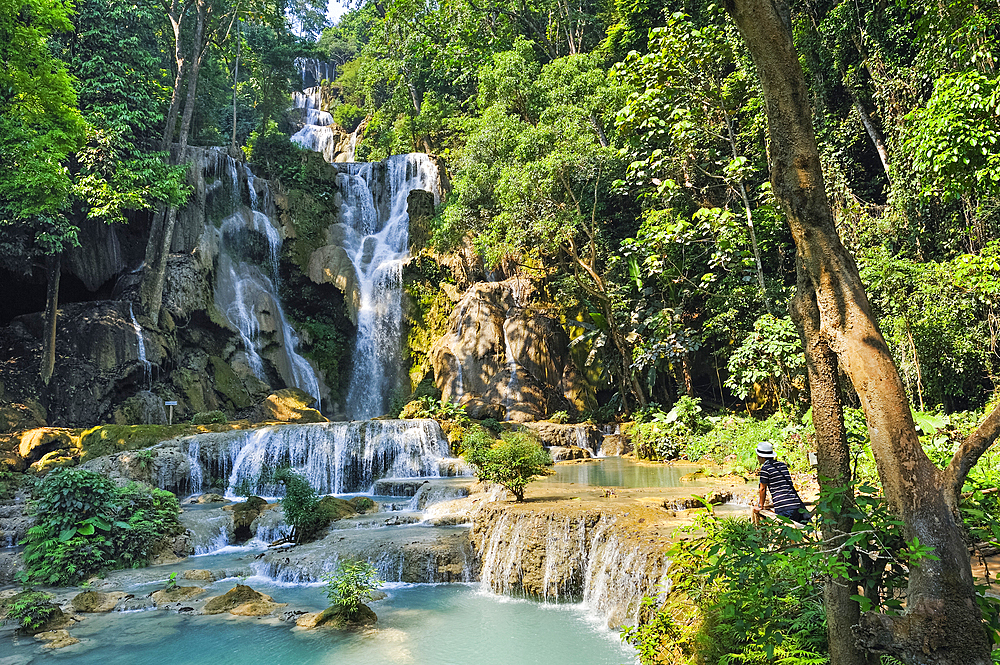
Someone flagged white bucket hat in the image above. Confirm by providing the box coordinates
[756,442,777,458]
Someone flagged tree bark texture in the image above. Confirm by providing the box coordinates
[40,253,61,385]
[791,258,874,665]
[725,0,993,662]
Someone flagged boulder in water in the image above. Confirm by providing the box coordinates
[35,629,79,649]
[295,603,377,629]
[183,569,215,582]
[203,584,280,615]
[600,434,631,456]
[71,590,125,613]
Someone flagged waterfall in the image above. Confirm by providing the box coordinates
[290,81,346,163]
[474,506,669,627]
[209,152,321,405]
[186,438,203,494]
[128,303,152,388]
[181,420,449,497]
[342,154,440,419]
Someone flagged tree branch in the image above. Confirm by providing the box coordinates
[944,404,1000,508]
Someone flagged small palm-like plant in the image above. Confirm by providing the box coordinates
[321,559,384,619]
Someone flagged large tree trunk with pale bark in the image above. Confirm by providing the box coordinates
[724,0,998,663]
[791,259,874,665]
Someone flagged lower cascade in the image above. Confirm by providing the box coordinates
[473,504,669,627]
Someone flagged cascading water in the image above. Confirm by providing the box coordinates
[474,507,669,627]
[181,419,450,497]
[341,154,441,419]
[128,302,152,388]
[209,152,321,404]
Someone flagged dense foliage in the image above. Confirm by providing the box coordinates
[21,468,181,586]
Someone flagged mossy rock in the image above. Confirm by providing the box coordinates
[317,496,357,522]
[71,590,125,613]
[295,604,378,630]
[18,428,75,463]
[231,496,268,539]
[203,584,272,615]
[78,424,189,462]
[296,603,377,629]
[210,356,255,410]
[348,496,376,514]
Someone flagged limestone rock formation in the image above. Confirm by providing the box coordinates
[243,388,327,423]
[548,446,592,461]
[520,423,602,453]
[430,279,595,422]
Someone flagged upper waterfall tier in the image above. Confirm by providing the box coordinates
[340,154,441,419]
[290,85,360,163]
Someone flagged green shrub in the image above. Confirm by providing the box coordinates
[547,410,570,424]
[192,410,227,425]
[21,468,181,586]
[400,395,469,422]
[349,496,376,513]
[322,559,384,618]
[4,591,58,631]
[332,103,366,133]
[464,429,552,501]
[631,397,709,461]
[479,418,503,434]
[274,468,333,543]
[624,512,828,664]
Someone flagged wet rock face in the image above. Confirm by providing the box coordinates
[430,279,595,422]
[520,423,602,454]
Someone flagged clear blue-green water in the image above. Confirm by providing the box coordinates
[8,582,635,665]
[541,457,701,488]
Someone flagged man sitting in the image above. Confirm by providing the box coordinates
[751,441,810,525]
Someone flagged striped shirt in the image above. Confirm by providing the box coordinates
[759,459,804,515]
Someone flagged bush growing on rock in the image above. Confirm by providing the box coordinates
[463,427,552,501]
[191,410,227,425]
[21,468,181,586]
[274,469,355,542]
[322,559,383,619]
[3,590,61,631]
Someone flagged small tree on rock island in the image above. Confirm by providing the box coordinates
[724,1,1000,663]
[464,428,553,502]
[322,559,384,620]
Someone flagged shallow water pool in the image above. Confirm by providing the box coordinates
[9,582,636,665]
[540,457,703,488]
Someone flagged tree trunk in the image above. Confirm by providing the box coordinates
[791,259,874,665]
[40,253,61,385]
[724,0,993,663]
[141,0,206,325]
